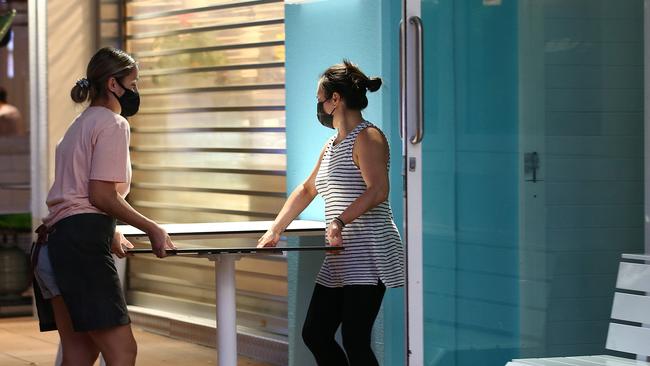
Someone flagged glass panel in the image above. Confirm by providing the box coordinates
[130,151,286,171]
[129,188,283,215]
[131,131,285,149]
[138,90,285,110]
[127,2,283,34]
[418,0,645,365]
[126,0,246,16]
[127,24,285,53]
[134,206,256,223]
[136,45,285,70]
[124,0,288,339]
[131,111,285,128]
[132,170,286,193]
[137,68,285,90]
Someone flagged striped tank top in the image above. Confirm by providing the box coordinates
[314,121,405,288]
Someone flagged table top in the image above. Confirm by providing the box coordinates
[128,246,341,255]
[117,220,326,240]
[118,220,332,255]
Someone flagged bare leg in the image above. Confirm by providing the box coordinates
[51,296,100,366]
[88,324,137,366]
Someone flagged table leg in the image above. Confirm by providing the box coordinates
[213,254,239,366]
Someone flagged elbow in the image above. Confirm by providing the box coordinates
[377,188,389,204]
[88,192,103,210]
[89,188,110,212]
[300,182,318,199]
[369,185,389,206]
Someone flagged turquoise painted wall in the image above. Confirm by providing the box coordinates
[285,0,384,220]
[285,1,404,365]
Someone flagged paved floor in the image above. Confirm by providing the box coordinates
[0,317,273,365]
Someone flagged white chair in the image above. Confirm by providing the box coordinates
[55,256,127,366]
[506,253,650,366]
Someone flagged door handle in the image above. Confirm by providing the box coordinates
[409,16,424,144]
[524,152,542,183]
[399,19,405,139]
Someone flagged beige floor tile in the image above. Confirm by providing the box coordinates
[0,317,274,366]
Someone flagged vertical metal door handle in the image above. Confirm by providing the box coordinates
[409,16,424,144]
[399,19,405,139]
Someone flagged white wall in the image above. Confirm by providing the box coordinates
[29,0,97,223]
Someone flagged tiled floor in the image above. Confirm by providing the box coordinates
[0,317,273,365]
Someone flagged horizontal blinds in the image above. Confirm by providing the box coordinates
[122,0,288,338]
[125,0,285,224]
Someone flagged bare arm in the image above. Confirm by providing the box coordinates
[89,180,175,257]
[257,144,327,247]
[327,127,390,246]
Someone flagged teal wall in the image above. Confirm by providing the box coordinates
[285,0,384,220]
[285,1,404,365]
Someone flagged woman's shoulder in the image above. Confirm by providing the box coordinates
[84,106,129,131]
[356,121,386,142]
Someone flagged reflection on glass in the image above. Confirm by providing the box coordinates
[136,45,285,70]
[129,188,284,216]
[131,110,285,129]
[130,151,286,171]
[128,24,285,54]
[138,90,285,111]
[137,68,285,90]
[132,170,286,193]
[127,2,283,34]
[127,0,244,17]
[130,131,286,149]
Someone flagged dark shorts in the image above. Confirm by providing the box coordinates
[33,213,130,332]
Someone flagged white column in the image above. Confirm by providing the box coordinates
[214,254,239,366]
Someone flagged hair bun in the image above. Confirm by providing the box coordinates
[366,77,382,92]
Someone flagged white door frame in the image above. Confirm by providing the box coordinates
[643,0,650,254]
[402,1,424,365]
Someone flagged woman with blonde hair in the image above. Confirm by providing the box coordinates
[32,47,175,366]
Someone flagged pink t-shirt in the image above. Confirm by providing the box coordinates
[43,106,131,227]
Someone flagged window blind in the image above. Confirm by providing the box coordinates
[120,0,288,341]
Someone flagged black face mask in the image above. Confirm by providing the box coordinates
[317,100,336,129]
[111,80,140,118]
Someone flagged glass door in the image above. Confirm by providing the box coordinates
[402,1,645,365]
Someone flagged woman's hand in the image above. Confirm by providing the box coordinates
[257,229,281,248]
[326,221,343,253]
[111,231,134,258]
[147,225,176,258]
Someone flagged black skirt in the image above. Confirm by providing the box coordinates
[34,213,130,332]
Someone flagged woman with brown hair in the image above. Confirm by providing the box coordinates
[258,60,405,366]
[32,47,175,366]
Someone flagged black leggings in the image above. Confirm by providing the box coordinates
[302,282,386,366]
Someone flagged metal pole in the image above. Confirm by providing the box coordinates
[214,254,239,366]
